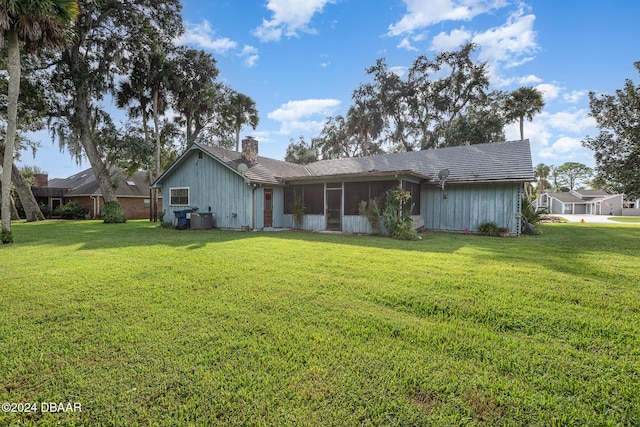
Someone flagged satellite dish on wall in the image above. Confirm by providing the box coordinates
[237,163,248,176]
[437,168,450,199]
[438,168,450,181]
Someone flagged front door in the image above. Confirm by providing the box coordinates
[264,189,273,227]
[326,188,342,231]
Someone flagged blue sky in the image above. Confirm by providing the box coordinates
[18,0,640,179]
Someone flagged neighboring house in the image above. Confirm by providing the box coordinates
[31,167,159,220]
[153,137,534,235]
[535,189,623,216]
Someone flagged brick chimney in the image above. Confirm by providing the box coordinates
[241,137,258,164]
[34,173,48,187]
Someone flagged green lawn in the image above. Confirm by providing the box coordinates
[608,216,640,223]
[1,221,639,426]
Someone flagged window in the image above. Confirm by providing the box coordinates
[170,187,189,205]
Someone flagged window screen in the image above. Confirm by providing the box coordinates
[170,188,189,205]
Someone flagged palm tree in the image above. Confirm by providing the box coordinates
[0,0,78,243]
[504,86,545,140]
[534,163,551,194]
[226,91,259,152]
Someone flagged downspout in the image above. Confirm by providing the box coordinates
[251,184,256,230]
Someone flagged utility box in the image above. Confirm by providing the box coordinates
[190,212,214,230]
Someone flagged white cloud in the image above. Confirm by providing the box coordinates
[268,99,341,122]
[505,109,598,166]
[562,90,587,104]
[178,21,237,54]
[431,28,473,51]
[519,74,542,84]
[472,8,538,69]
[254,0,335,42]
[397,37,418,51]
[545,109,596,134]
[240,45,259,68]
[179,21,260,68]
[535,83,562,101]
[549,136,583,153]
[389,0,508,36]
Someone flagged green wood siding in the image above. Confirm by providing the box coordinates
[160,151,254,229]
[422,183,523,234]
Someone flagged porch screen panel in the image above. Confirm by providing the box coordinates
[303,184,324,214]
[402,181,421,215]
[344,182,369,215]
[370,181,397,207]
[284,185,302,214]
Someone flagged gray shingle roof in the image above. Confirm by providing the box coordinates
[547,192,585,203]
[303,139,533,183]
[47,167,152,197]
[198,144,310,185]
[158,140,533,187]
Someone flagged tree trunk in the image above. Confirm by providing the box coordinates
[76,90,118,204]
[2,31,20,242]
[235,127,240,152]
[12,163,45,221]
[519,116,524,140]
[152,89,160,222]
[10,193,19,220]
[0,149,45,221]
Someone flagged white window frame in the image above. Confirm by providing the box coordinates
[170,187,190,206]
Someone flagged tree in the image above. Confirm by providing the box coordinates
[319,43,501,155]
[556,162,593,191]
[49,0,182,219]
[284,137,318,164]
[224,91,259,152]
[504,86,545,140]
[117,47,174,221]
[170,48,222,146]
[0,0,78,243]
[534,163,551,193]
[583,62,640,199]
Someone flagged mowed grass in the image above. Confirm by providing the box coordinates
[1,221,639,426]
[609,216,640,223]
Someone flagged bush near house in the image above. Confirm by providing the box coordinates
[101,201,126,223]
[54,200,88,219]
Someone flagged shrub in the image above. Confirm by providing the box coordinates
[358,199,381,234]
[38,202,51,218]
[2,231,13,244]
[478,221,498,236]
[101,201,127,223]
[292,193,304,229]
[518,196,543,234]
[382,189,419,240]
[55,201,88,220]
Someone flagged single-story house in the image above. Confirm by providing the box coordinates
[31,167,159,220]
[153,137,534,235]
[535,189,623,216]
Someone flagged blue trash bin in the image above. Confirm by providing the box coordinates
[174,210,191,230]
